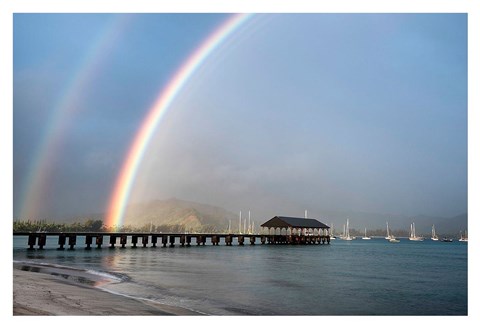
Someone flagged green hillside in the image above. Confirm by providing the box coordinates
[122,198,235,232]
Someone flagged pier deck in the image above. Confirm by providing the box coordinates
[13,232,331,250]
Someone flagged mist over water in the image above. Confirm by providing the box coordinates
[13,236,467,315]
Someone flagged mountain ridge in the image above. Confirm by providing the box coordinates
[45,198,467,235]
[122,198,235,232]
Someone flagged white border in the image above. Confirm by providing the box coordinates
[1,0,478,326]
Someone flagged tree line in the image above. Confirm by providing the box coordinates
[13,219,106,233]
[13,219,225,233]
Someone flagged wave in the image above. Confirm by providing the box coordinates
[94,284,209,315]
[13,259,127,283]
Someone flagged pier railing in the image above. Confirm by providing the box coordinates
[13,232,331,250]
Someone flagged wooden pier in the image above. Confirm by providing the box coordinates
[13,232,331,250]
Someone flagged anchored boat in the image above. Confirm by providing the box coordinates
[385,222,392,240]
[362,228,371,240]
[409,222,424,241]
[431,225,439,241]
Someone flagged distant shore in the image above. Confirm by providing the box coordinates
[13,265,199,315]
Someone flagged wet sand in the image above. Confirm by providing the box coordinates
[13,267,199,315]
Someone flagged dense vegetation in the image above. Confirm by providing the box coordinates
[13,219,106,233]
[13,219,225,233]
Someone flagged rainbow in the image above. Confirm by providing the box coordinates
[105,13,253,228]
[19,15,132,221]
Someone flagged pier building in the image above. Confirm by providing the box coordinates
[260,216,331,244]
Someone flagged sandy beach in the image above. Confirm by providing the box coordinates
[13,266,199,316]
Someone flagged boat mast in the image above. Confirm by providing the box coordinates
[239,211,242,234]
[346,219,350,238]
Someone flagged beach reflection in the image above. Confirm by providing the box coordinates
[17,263,110,288]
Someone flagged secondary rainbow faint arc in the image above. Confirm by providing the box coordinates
[19,15,132,221]
[106,13,253,228]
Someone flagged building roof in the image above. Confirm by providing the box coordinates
[261,216,330,229]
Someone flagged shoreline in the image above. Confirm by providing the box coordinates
[13,264,200,316]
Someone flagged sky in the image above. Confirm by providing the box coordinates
[13,13,467,223]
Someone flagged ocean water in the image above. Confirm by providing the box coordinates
[13,236,468,315]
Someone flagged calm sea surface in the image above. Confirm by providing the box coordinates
[13,236,467,315]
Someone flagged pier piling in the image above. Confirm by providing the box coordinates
[96,235,103,248]
[85,235,92,250]
[38,234,46,250]
[120,235,127,248]
[27,234,36,250]
[196,236,205,246]
[68,234,76,250]
[109,235,117,248]
[58,234,66,250]
[132,235,138,248]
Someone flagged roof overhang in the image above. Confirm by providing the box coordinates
[261,216,330,229]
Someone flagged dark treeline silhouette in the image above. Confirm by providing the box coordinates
[13,219,105,233]
[13,219,225,233]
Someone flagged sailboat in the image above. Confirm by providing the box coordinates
[344,219,355,241]
[409,222,424,241]
[329,223,336,240]
[340,223,347,240]
[385,222,392,240]
[431,225,439,241]
[459,230,468,242]
[362,228,371,240]
[389,234,400,243]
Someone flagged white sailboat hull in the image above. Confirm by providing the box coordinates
[409,222,424,241]
[362,228,371,240]
[431,225,439,241]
